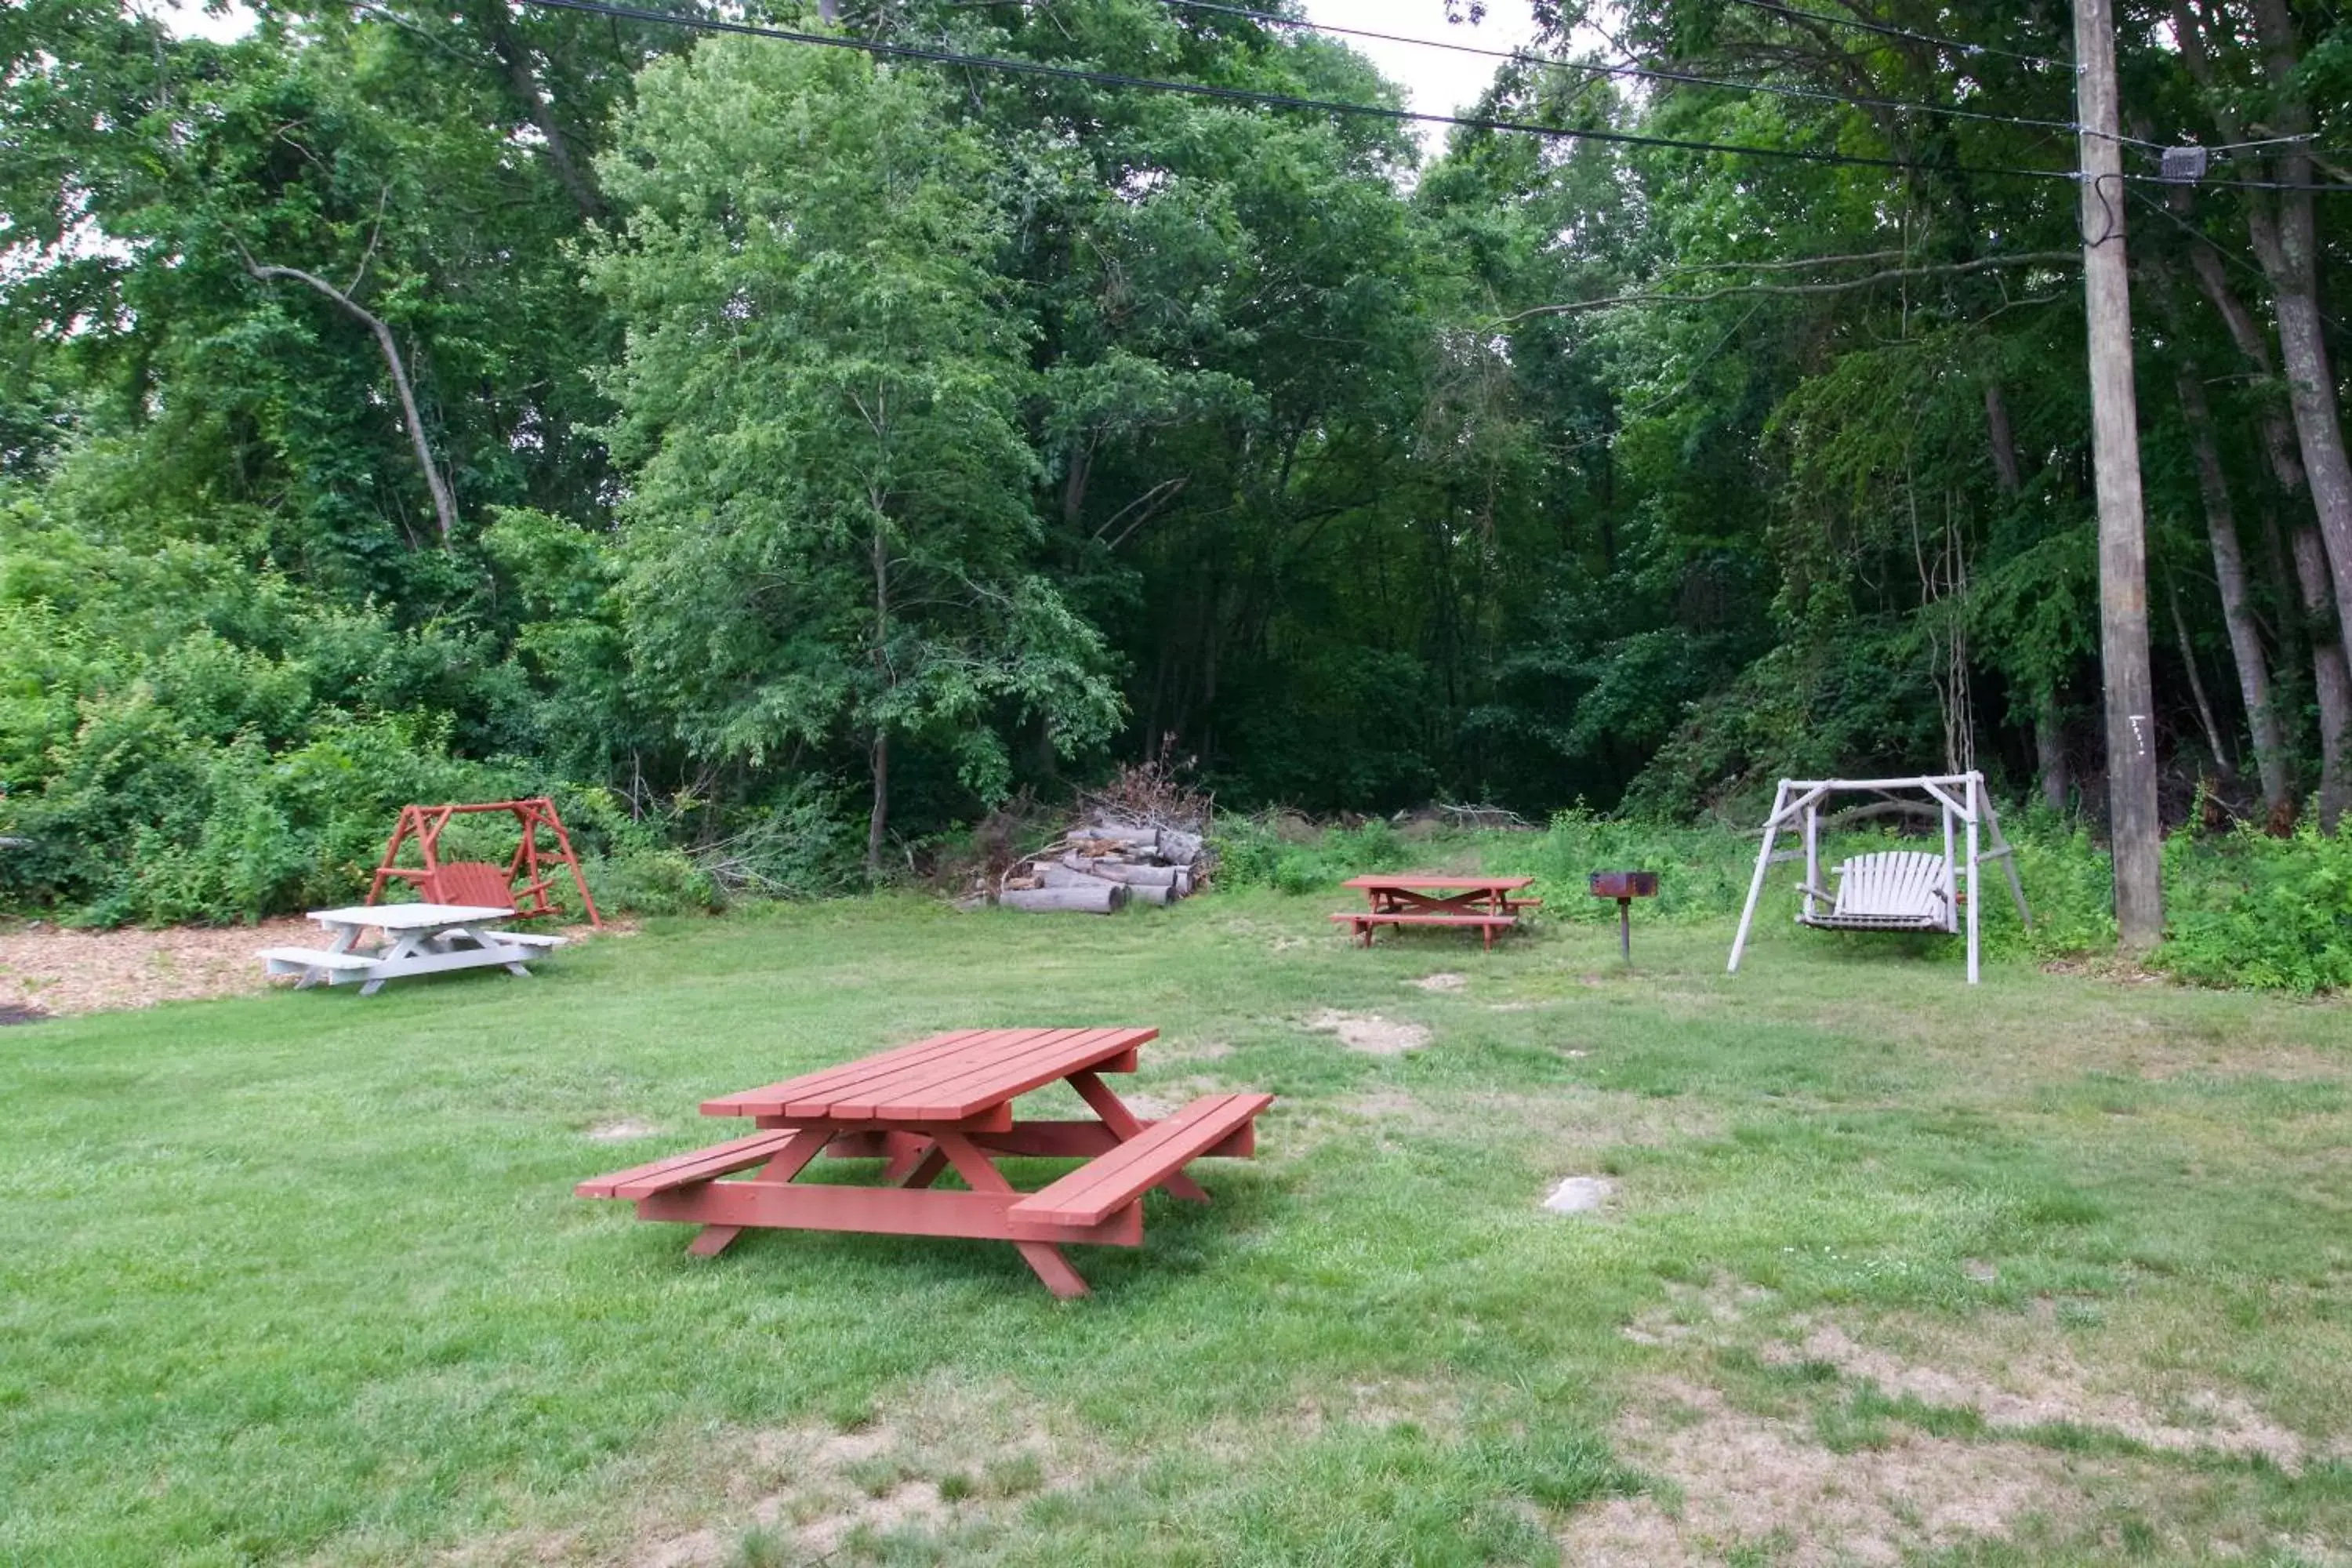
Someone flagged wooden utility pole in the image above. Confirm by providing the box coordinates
[2075,0,2165,948]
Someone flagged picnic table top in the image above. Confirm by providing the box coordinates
[702,1025,1159,1124]
[1341,873,1535,891]
[306,902,517,929]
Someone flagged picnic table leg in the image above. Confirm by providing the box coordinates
[688,1127,834,1259]
[445,927,535,978]
[880,1132,942,1186]
[931,1133,1091,1300]
[1068,1071,1208,1203]
[359,927,434,997]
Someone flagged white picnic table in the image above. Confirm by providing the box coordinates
[259,902,564,996]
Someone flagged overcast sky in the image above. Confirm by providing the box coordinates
[1300,0,1541,132]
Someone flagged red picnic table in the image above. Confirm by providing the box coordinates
[1330,873,1539,949]
[578,1027,1272,1299]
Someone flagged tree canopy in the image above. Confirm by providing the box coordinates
[9,0,2352,916]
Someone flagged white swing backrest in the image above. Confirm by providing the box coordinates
[1832,850,1949,920]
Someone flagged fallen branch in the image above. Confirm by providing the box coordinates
[238,242,458,539]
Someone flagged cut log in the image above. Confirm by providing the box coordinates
[1124,883,1178,907]
[1001,884,1128,914]
[1036,864,1126,892]
[1159,829,1203,866]
[1174,869,1194,897]
[1083,823,1162,849]
[1062,855,1178,887]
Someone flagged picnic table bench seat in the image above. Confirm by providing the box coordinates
[575,1129,806,1200]
[1329,910,1519,949]
[1010,1093,1274,1227]
[258,947,377,981]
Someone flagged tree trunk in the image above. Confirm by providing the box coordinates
[2294,528,2352,826]
[2035,695,2071,814]
[2185,227,2348,822]
[484,13,601,220]
[2184,0,2352,824]
[866,728,889,880]
[2173,359,2286,810]
[2170,585,2238,783]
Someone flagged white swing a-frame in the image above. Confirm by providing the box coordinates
[1726,772,2031,985]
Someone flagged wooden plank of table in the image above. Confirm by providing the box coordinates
[1340,875,1534,891]
[635,1180,1143,1247]
[791,1026,1083,1119]
[831,1027,1129,1121]
[701,1028,1004,1117]
[713,1026,1156,1123]
[858,1026,1155,1121]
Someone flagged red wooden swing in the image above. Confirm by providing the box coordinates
[365,797,604,929]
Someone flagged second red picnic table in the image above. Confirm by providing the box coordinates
[579,1026,1272,1298]
[1331,873,1538,949]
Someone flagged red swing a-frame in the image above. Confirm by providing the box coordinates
[366,797,604,929]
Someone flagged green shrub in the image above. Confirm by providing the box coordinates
[2158,819,2352,993]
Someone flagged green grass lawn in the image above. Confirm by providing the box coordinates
[5,893,2351,1566]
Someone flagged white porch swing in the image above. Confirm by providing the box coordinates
[1726,773,2032,985]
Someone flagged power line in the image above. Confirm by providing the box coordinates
[522,0,2078,185]
[1149,0,2085,138]
[1720,0,2071,70]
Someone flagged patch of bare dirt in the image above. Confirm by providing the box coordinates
[1409,972,1467,993]
[1559,1378,2096,1566]
[592,1377,1083,1568]
[1767,1318,2320,1469]
[0,916,626,1017]
[1621,1276,1780,1348]
[586,1120,658,1143]
[2041,954,2171,986]
[1305,1009,1430,1054]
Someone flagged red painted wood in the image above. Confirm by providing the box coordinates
[639,1178,1143,1247]
[1328,913,1517,927]
[818,1028,1105,1120]
[368,797,602,927]
[707,1026,1157,1123]
[1011,1093,1272,1227]
[1341,874,1535,891]
[420,861,518,912]
[750,1105,1014,1135]
[575,1128,804,1199]
[1069,1070,1209,1203]
[824,1027,1140,1120]
[686,1225,743,1257]
[706,1029,1002,1115]
[932,1131,1096,1298]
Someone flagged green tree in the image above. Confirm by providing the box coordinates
[590,38,1120,875]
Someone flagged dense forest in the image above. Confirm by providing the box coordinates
[9,0,2352,923]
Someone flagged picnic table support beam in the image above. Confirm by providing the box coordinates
[931,1132,1092,1299]
[1069,1071,1209,1203]
[688,1127,833,1258]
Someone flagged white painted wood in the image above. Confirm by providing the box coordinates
[257,946,374,970]
[1728,779,1790,973]
[1730,771,2025,985]
[1965,775,1983,984]
[305,903,514,929]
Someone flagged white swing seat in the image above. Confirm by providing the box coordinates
[1795,850,1955,933]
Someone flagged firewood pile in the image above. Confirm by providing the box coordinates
[987,746,1214,915]
[995,819,1208,913]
